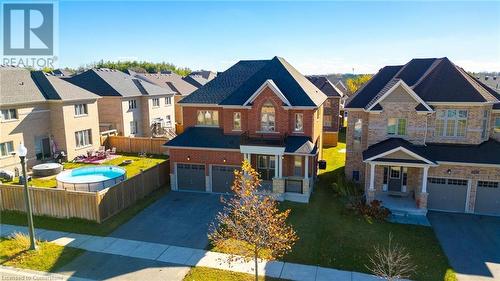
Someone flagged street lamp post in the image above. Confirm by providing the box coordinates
[18,143,36,250]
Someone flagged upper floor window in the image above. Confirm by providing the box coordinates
[152,98,160,107]
[325,99,332,107]
[197,110,219,126]
[1,109,17,121]
[233,112,241,130]
[294,113,303,132]
[260,101,275,132]
[387,118,407,136]
[495,117,500,133]
[165,97,172,106]
[354,118,362,143]
[128,99,137,110]
[166,115,172,127]
[481,110,490,139]
[324,115,332,127]
[74,104,88,116]
[75,129,92,147]
[435,109,467,137]
[0,141,14,157]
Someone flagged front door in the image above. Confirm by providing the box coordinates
[388,166,402,192]
[257,155,275,181]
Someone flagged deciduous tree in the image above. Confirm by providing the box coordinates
[346,74,373,94]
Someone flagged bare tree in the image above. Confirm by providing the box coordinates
[366,234,416,281]
[209,160,298,281]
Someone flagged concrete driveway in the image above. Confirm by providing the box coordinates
[428,212,500,281]
[109,191,224,249]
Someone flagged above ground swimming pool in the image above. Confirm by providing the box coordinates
[56,166,126,192]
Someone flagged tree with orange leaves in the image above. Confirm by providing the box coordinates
[208,160,298,281]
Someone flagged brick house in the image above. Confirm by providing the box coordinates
[66,69,176,138]
[165,57,327,202]
[344,58,500,216]
[307,76,344,146]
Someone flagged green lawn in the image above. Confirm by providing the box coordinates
[0,187,169,236]
[0,236,83,272]
[2,153,167,188]
[183,267,286,281]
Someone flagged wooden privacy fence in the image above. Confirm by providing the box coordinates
[104,136,169,155]
[0,161,169,223]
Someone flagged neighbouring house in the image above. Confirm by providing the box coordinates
[182,70,217,88]
[66,69,176,138]
[307,76,344,146]
[0,67,101,172]
[129,70,198,134]
[164,57,327,202]
[475,73,499,93]
[52,68,74,77]
[344,57,500,216]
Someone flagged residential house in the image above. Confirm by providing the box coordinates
[307,76,344,146]
[129,70,198,133]
[344,57,500,216]
[182,70,217,88]
[66,69,176,138]
[475,73,499,93]
[0,67,101,171]
[165,57,327,202]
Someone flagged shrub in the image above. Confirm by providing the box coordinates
[351,200,391,220]
[9,232,36,249]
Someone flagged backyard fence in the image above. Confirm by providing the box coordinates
[103,136,169,155]
[0,161,169,223]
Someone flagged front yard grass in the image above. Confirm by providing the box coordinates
[0,187,169,236]
[0,236,83,272]
[183,267,286,281]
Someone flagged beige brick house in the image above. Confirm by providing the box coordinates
[0,67,101,171]
[165,57,326,202]
[66,69,176,138]
[344,58,500,216]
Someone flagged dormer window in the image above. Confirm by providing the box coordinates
[260,101,275,132]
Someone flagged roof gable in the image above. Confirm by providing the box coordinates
[367,80,433,111]
[243,80,291,106]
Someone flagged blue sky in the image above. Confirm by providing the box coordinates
[58,1,500,74]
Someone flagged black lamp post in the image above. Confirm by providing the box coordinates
[18,143,36,250]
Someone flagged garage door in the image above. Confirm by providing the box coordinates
[475,181,500,216]
[177,163,205,191]
[427,178,468,212]
[211,165,240,193]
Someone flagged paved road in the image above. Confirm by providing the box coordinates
[109,191,224,249]
[428,212,500,281]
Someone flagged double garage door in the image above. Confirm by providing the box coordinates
[176,163,239,194]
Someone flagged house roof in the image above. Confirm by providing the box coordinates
[306,76,343,97]
[346,58,500,109]
[182,75,210,88]
[190,70,217,80]
[363,138,500,165]
[52,69,74,77]
[131,72,198,96]
[180,57,327,107]
[66,69,175,97]
[32,71,100,101]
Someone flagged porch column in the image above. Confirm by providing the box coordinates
[278,155,283,178]
[421,166,429,193]
[274,155,279,178]
[304,156,309,179]
[369,162,375,191]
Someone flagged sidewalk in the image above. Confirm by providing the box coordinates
[1,224,395,281]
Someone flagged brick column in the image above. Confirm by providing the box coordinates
[366,189,375,202]
[302,178,310,195]
[272,178,285,194]
[416,192,428,209]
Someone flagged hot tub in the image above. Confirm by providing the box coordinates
[32,163,63,177]
[56,166,126,192]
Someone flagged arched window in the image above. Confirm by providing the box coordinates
[260,101,275,131]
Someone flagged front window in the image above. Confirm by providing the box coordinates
[165,97,172,106]
[74,104,88,116]
[387,118,407,136]
[152,98,160,107]
[75,129,92,147]
[0,141,14,157]
[481,110,490,139]
[324,115,332,127]
[495,117,500,133]
[233,112,241,130]
[260,101,275,132]
[1,109,17,121]
[197,110,219,126]
[294,113,303,132]
[353,118,362,143]
[130,121,138,134]
[128,99,137,110]
[435,109,467,137]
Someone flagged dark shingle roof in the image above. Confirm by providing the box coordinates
[284,136,312,153]
[66,69,175,97]
[165,127,241,149]
[306,76,343,97]
[180,57,327,107]
[346,58,500,108]
[363,138,500,165]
